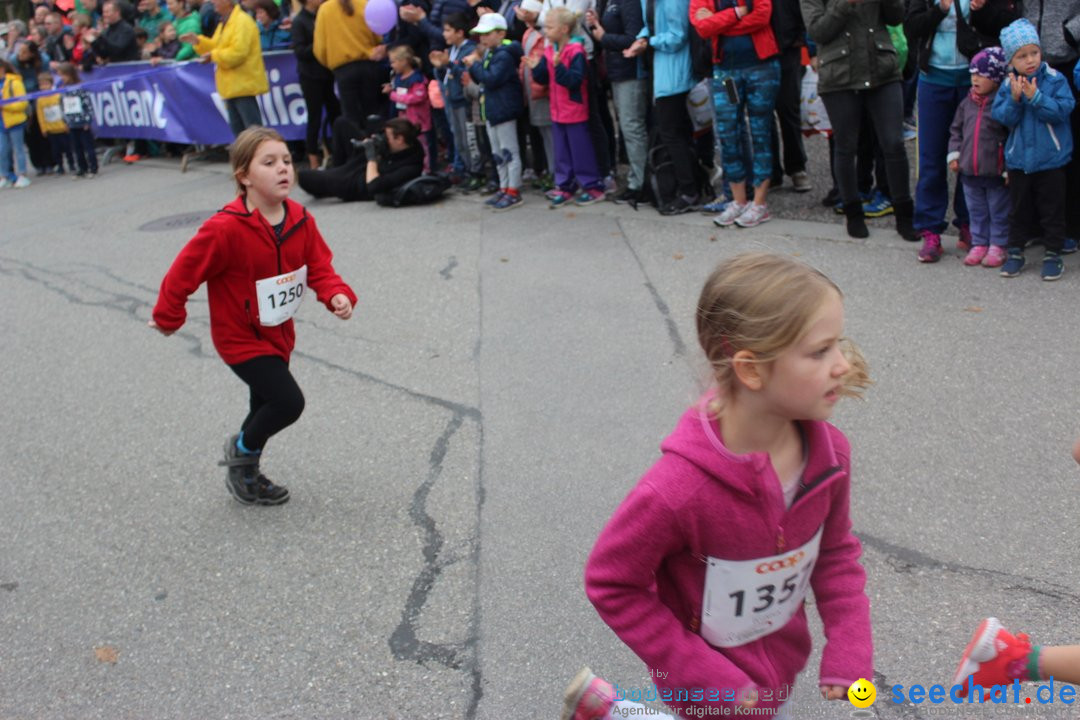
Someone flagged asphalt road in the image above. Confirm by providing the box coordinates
[1,148,1078,720]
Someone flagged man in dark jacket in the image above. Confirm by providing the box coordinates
[86,0,140,62]
[770,0,810,192]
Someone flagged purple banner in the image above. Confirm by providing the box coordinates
[79,50,306,145]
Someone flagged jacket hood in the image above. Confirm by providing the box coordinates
[496,39,524,62]
[219,196,309,237]
[659,392,845,499]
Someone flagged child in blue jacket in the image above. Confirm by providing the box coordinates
[430,12,484,189]
[992,19,1075,281]
[464,12,525,211]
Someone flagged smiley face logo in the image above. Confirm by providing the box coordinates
[847,678,876,708]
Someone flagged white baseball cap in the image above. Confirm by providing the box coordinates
[472,12,508,33]
[520,0,542,13]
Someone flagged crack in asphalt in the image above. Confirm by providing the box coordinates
[858,532,1080,607]
[2,252,487,717]
[615,218,688,361]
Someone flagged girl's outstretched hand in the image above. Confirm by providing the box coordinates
[148,319,174,336]
[331,294,353,319]
[821,685,847,701]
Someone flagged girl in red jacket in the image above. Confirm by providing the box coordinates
[562,253,873,720]
[150,127,356,506]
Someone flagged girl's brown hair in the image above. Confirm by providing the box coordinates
[229,126,284,195]
[56,61,80,84]
[696,252,870,409]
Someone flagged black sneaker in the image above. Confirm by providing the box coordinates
[659,193,700,216]
[218,434,258,505]
[612,188,641,208]
[252,474,290,505]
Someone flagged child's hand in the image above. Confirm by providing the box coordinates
[330,294,353,319]
[1009,75,1022,101]
[949,159,959,172]
[552,50,560,65]
[179,31,199,45]
[694,5,713,20]
[429,49,448,67]
[1023,75,1037,99]
[382,82,392,94]
[524,53,540,69]
[821,685,847,701]
[623,37,648,58]
[148,319,174,336]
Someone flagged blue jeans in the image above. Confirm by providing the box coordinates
[712,60,781,187]
[915,79,969,233]
[0,122,28,181]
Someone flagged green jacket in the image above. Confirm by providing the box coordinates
[800,0,905,94]
[174,12,202,61]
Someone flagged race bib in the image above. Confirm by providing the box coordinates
[255,265,307,327]
[700,527,823,648]
[62,95,83,116]
[43,104,63,123]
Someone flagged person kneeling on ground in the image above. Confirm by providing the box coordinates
[297,116,424,202]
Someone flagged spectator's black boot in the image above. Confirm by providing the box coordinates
[844,202,869,239]
[894,198,919,241]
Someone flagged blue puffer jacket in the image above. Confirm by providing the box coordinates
[437,39,477,108]
[642,0,693,99]
[991,62,1075,173]
[468,39,525,125]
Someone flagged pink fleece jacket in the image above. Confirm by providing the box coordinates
[585,396,873,717]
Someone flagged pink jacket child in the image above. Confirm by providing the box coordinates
[391,70,433,132]
[585,394,873,717]
[531,36,588,123]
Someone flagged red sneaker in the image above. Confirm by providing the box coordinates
[952,618,1032,697]
[561,667,615,720]
[123,153,143,163]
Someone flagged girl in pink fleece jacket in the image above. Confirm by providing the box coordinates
[563,253,874,720]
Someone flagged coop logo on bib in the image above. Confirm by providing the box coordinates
[700,526,823,648]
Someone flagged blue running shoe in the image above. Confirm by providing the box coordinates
[862,189,894,218]
[1062,237,1078,254]
[1042,251,1064,281]
[1000,248,1025,278]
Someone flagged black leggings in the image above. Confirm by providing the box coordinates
[228,355,305,451]
[299,72,342,156]
[820,82,910,206]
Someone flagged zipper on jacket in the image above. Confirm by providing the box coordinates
[973,102,983,176]
[1047,123,1062,152]
[245,299,262,340]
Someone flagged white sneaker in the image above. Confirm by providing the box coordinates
[0,178,11,188]
[735,203,770,228]
[13,175,30,189]
[713,201,748,227]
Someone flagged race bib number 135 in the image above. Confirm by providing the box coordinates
[700,526,823,648]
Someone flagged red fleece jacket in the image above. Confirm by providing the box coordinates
[152,196,356,365]
[585,394,873,717]
[689,0,779,64]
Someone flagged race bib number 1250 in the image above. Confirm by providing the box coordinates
[255,265,307,327]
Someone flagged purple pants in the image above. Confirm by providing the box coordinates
[552,120,600,192]
[960,174,1009,247]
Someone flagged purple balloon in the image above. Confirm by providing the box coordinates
[364,0,398,35]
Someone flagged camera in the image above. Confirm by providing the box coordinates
[348,114,389,159]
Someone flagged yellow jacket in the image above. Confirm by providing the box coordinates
[194,6,269,99]
[1,73,29,129]
[36,93,69,135]
[313,0,380,71]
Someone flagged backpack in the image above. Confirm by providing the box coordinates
[376,174,453,208]
[642,126,715,214]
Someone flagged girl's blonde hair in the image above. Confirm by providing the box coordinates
[696,252,870,408]
[545,6,578,32]
[229,126,285,195]
[389,44,420,69]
